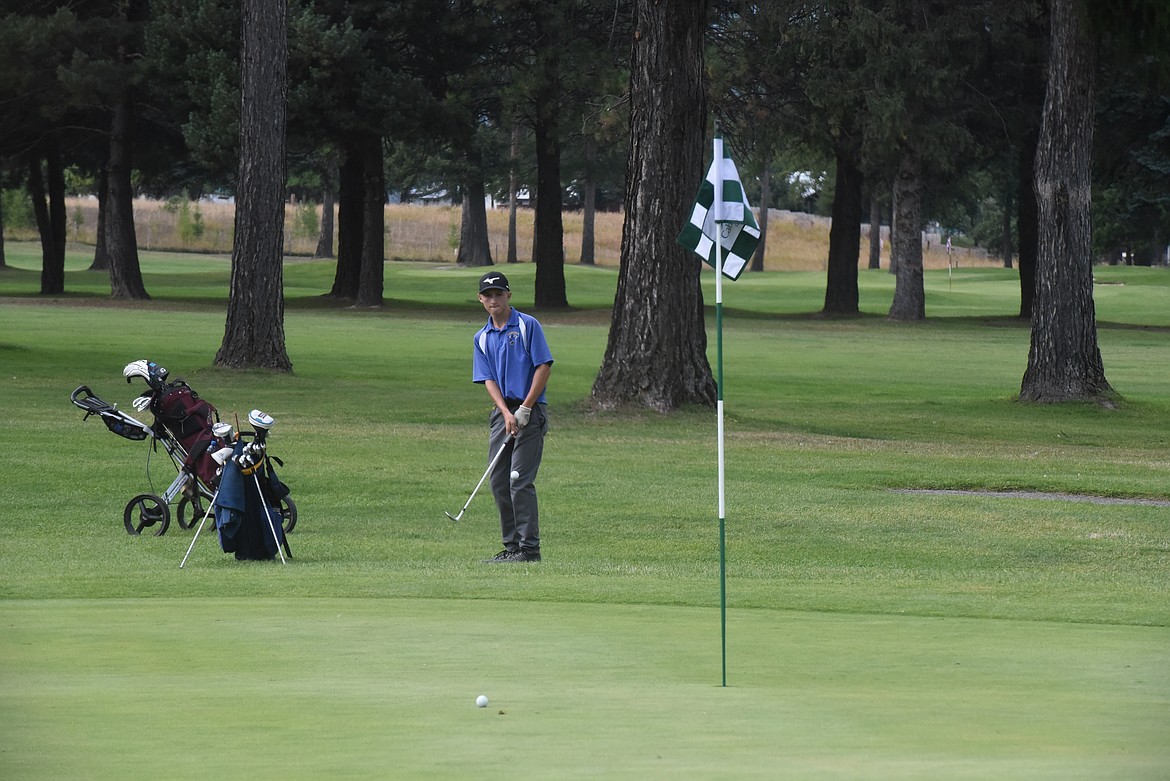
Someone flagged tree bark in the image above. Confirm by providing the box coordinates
[1020,0,1111,403]
[106,90,149,299]
[888,151,925,321]
[750,160,769,273]
[1001,178,1013,269]
[824,151,862,314]
[215,0,291,371]
[355,132,385,307]
[868,193,882,270]
[0,187,6,269]
[578,133,597,265]
[456,173,493,267]
[532,10,567,308]
[29,141,66,295]
[89,167,110,271]
[507,124,519,265]
[1016,134,1039,318]
[314,162,335,258]
[888,182,899,275]
[331,145,362,298]
[591,0,714,412]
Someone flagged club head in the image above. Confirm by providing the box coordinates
[444,511,462,522]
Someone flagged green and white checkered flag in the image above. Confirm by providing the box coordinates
[677,135,760,280]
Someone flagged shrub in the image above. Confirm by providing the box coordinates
[2,189,36,232]
[294,202,318,240]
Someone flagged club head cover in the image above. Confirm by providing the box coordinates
[249,409,275,430]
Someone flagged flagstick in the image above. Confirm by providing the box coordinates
[680,127,756,687]
[713,133,728,689]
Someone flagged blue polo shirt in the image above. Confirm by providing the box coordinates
[473,309,554,403]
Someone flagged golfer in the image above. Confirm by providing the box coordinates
[471,272,553,563]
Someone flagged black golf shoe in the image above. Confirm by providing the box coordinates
[482,550,518,564]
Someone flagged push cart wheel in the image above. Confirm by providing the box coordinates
[177,495,209,530]
[279,496,297,534]
[124,494,170,536]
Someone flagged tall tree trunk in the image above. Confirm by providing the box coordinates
[580,174,596,265]
[888,182,899,275]
[314,161,336,258]
[507,124,519,265]
[216,0,290,371]
[1001,178,1014,269]
[823,151,861,314]
[106,91,149,299]
[591,0,713,411]
[0,186,6,269]
[532,11,567,308]
[48,149,66,294]
[868,193,882,270]
[1020,0,1111,403]
[1017,134,1039,318]
[355,132,384,307]
[29,141,66,295]
[579,135,597,266]
[331,145,362,298]
[888,151,925,321]
[89,167,110,271]
[456,172,493,267]
[750,160,770,272]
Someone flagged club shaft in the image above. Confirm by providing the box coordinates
[450,434,512,520]
[254,472,287,564]
[179,488,219,569]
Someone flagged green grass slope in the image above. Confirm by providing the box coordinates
[1,247,1167,779]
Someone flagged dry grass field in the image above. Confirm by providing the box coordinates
[46,196,1001,272]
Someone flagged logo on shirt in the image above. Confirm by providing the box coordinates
[507,331,521,346]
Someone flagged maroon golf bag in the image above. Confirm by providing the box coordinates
[149,380,220,487]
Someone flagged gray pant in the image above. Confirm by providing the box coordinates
[488,404,547,553]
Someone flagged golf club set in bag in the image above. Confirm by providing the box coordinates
[71,360,296,564]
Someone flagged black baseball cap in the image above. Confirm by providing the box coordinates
[478,272,510,293]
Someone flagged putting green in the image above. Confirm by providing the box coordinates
[2,598,1166,780]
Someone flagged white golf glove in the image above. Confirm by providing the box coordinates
[515,405,532,428]
[132,395,152,412]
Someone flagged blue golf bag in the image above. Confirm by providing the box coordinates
[215,436,292,561]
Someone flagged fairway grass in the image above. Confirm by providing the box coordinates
[1,249,1168,779]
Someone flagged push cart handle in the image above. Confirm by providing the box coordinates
[71,385,114,416]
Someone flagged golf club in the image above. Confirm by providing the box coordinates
[445,434,513,522]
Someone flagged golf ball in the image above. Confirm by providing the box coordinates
[509,470,520,482]
[476,695,489,708]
